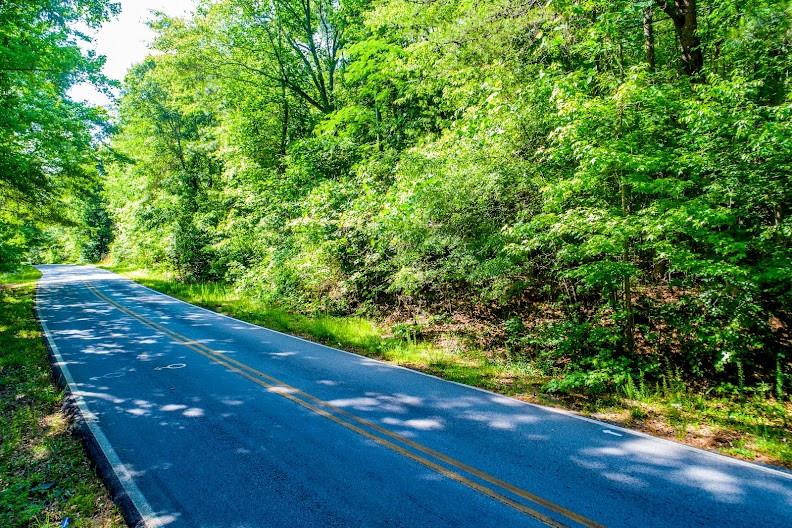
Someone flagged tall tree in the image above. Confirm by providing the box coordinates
[105,0,792,395]
[0,0,119,267]
[213,0,367,112]
[656,0,703,74]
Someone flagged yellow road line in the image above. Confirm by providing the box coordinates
[194,348,603,528]
[85,286,565,527]
[84,283,604,528]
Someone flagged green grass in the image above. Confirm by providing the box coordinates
[0,267,122,528]
[110,267,546,398]
[108,266,792,469]
[584,391,792,467]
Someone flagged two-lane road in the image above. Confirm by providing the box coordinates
[36,265,792,527]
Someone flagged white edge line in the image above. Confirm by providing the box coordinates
[91,265,792,481]
[34,271,163,527]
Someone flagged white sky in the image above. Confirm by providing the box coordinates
[69,0,196,107]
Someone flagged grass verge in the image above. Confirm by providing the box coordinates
[0,266,123,528]
[110,266,792,469]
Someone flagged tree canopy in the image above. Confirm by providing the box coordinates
[5,0,791,397]
[0,0,118,265]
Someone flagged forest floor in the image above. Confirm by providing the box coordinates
[0,267,123,528]
[110,266,792,470]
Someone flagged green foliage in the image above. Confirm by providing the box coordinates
[116,265,792,467]
[103,0,791,397]
[0,0,119,267]
[0,268,123,526]
[78,185,114,262]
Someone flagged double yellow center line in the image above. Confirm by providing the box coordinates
[84,283,604,528]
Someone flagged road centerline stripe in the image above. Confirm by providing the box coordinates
[84,282,604,528]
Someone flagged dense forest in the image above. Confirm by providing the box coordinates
[1,0,116,265]
[3,0,791,398]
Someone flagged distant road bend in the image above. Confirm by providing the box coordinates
[36,265,792,527]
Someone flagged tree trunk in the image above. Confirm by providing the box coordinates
[644,7,655,72]
[279,81,289,162]
[656,0,703,75]
[621,178,635,355]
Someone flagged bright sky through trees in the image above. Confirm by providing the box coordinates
[68,0,195,106]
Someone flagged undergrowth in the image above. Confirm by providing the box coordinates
[110,266,792,468]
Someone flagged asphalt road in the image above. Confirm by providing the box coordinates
[36,265,792,528]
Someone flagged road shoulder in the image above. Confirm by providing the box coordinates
[0,266,123,527]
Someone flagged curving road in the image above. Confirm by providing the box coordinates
[36,265,792,527]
